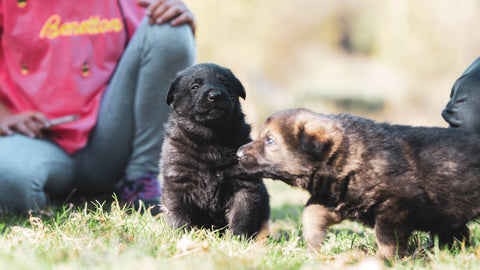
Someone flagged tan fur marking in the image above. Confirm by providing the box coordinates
[375,228,404,259]
[300,116,344,159]
[376,241,399,260]
[258,118,312,175]
[255,221,270,243]
[302,204,342,250]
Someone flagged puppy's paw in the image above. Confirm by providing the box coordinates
[302,204,341,250]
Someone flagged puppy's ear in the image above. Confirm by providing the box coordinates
[225,68,246,100]
[299,122,332,156]
[166,75,181,106]
[234,78,246,100]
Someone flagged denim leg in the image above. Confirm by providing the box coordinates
[126,19,196,177]
[442,57,480,134]
[0,134,74,212]
[73,18,196,192]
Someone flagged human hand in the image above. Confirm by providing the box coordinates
[137,0,196,35]
[0,111,50,138]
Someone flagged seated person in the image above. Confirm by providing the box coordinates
[0,0,197,214]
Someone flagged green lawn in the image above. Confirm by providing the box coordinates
[1,181,479,269]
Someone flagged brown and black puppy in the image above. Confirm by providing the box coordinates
[236,108,480,258]
[160,63,270,239]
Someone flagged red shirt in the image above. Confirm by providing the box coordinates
[0,1,144,153]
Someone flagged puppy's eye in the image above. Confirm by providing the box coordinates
[192,79,202,90]
[264,136,276,145]
[219,78,230,87]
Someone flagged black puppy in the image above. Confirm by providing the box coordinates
[160,63,270,238]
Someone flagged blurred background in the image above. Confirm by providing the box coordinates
[184,0,480,132]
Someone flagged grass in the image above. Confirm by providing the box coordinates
[1,181,480,269]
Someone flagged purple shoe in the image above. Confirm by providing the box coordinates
[120,173,162,215]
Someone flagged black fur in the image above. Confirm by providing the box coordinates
[160,63,270,238]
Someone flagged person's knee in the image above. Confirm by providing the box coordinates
[0,165,48,212]
[0,136,73,212]
[139,19,196,66]
[442,75,480,134]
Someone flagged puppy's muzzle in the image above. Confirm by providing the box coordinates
[207,90,224,103]
[236,145,246,159]
[236,143,258,170]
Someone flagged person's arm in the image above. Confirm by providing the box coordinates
[137,0,196,35]
[0,4,50,138]
[0,100,50,138]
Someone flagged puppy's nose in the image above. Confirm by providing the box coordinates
[236,147,244,158]
[207,90,223,102]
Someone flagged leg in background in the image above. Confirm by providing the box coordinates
[73,18,196,207]
[0,134,74,212]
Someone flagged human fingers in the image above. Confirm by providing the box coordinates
[1,113,47,138]
[30,111,50,128]
[137,0,152,8]
[170,12,196,35]
[17,112,48,138]
[150,0,191,23]
[156,0,188,24]
[0,122,14,136]
[10,118,37,138]
[140,0,167,24]
[155,0,196,34]
[147,0,171,24]
[24,118,45,138]
[20,112,49,137]
[141,0,196,34]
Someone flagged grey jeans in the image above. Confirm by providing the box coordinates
[0,18,196,212]
[442,56,480,134]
